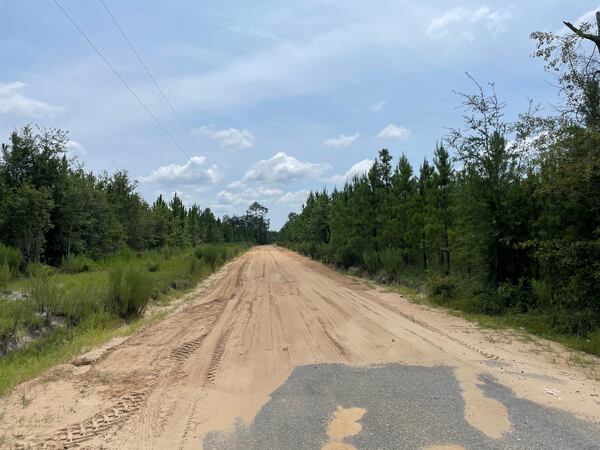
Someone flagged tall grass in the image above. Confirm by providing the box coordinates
[0,263,12,290]
[27,264,60,325]
[0,243,21,273]
[0,243,249,395]
[0,300,34,354]
[107,265,153,319]
[60,254,94,274]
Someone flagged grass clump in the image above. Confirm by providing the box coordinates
[60,254,94,274]
[27,264,60,325]
[0,263,12,290]
[107,265,153,319]
[0,243,249,395]
[0,243,21,273]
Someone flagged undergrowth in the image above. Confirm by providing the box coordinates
[0,243,249,396]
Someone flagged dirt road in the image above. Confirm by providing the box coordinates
[2,246,600,449]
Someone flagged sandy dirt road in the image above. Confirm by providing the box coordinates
[2,246,600,449]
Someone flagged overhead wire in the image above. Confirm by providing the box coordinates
[99,0,203,155]
[52,0,190,159]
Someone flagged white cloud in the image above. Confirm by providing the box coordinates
[323,132,360,147]
[330,159,374,185]
[212,187,309,215]
[277,189,310,207]
[370,100,387,112]
[196,126,255,149]
[376,124,411,140]
[240,152,330,184]
[427,7,511,39]
[0,81,61,118]
[138,156,221,187]
[216,186,283,207]
[66,140,85,159]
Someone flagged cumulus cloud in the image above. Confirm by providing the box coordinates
[240,152,330,184]
[277,189,310,207]
[138,156,221,187]
[330,159,374,185]
[216,186,283,206]
[196,126,255,149]
[0,81,61,118]
[376,124,411,140]
[427,7,511,39]
[323,132,359,147]
[213,186,310,213]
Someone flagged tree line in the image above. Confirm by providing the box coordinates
[277,19,600,338]
[0,126,269,268]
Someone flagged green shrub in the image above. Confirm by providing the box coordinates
[0,299,34,354]
[187,255,208,280]
[58,284,107,327]
[147,261,160,272]
[107,265,153,319]
[362,250,380,273]
[195,245,222,270]
[60,254,94,274]
[334,245,360,268]
[27,264,60,325]
[0,263,12,289]
[0,244,21,273]
[428,274,457,303]
[379,247,403,277]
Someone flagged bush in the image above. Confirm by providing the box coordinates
[187,255,208,280]
[0,243,21,273]
[147,261,160,272]
[27,264,60,325]
[428,274,457,303]
[107,265,153,319]
[0,299,34,354]
[60,254,94,274]
[362,250,380,273]
[0,263,12,290]
[195,245,222,270]
[57,284,106,327]
[379,247,403,277]
[334,245,360,268]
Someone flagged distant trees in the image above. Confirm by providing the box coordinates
[277,16,600,338]
[0,126,270,267]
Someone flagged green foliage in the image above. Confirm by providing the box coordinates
[378,247,403,277]
[427,274,457,303]
[27,264,60,325]
[362,250,380,274]
[107,265,153,319]
[276,34,600,343]
[60,254,94,274]
[0,299,34,354]
[0,263,12,290]
[0,243,21,273]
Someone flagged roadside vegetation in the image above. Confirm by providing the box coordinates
[277,20,600,355]
[0,120,272,395]
[0,244,248,395]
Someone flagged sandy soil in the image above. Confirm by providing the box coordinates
[1,245,599,449]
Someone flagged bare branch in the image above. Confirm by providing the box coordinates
[563,19,600,51]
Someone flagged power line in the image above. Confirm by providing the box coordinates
[52,0,189,159]
[99,0,204,155]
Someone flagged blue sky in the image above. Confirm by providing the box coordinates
[0,1,597,228]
